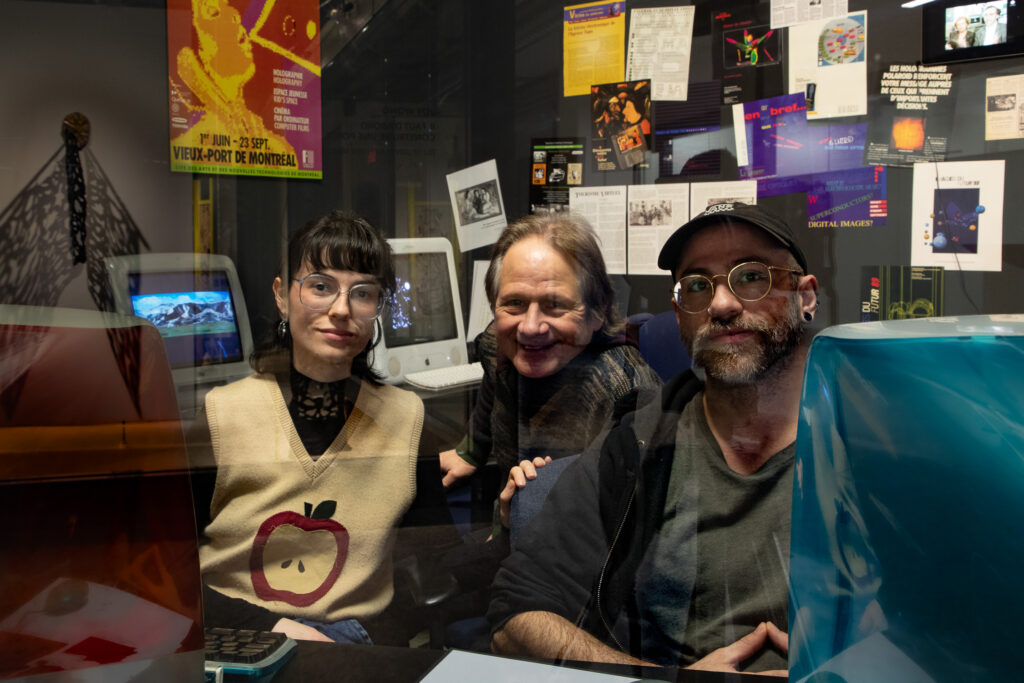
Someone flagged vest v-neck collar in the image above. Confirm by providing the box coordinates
[265,374,366,480]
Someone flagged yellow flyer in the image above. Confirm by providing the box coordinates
[563,1,626,97]
[167,0,322,179]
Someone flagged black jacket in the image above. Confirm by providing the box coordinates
[488,370,703,662]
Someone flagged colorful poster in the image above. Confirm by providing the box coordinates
[564,2,626,98]
[911,160,1005,272]
[803,123,867,174]
[733,92,809,179]
[168,0,322,179]
[864,64,955,167]
[787,12,868,119]
[712,1,786,105]
[859,266,945,322]
[529,138,585,215]
[591,80,652,171]
[759,166,887,229]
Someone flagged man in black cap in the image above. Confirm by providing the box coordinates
[488,203,819,675]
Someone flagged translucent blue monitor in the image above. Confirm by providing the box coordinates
[789,315,1024,682]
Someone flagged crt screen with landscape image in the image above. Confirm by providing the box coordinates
[384,252,458,349]
[128,270,244,369]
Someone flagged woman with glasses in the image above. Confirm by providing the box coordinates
[196,211,448,645]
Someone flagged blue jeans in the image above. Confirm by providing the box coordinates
[294,616,372,645]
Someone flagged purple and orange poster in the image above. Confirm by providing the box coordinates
[168,0,322,179]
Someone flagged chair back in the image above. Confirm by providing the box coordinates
[508,454,580,549]
[638,310,691,382]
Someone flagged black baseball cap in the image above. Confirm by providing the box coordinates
[657,202,808,275]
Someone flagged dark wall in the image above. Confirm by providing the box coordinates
[221,0,1024,345]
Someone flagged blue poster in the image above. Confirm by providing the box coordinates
[736,93,809,179]
[758,165,887,228]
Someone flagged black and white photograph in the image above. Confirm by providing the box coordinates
[454,180,503,226]
[628,199,672,226]
[988,93,1016,111]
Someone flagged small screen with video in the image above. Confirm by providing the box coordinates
[128,270,244,369]
[924,1,1022,63]
[384,252,458,349]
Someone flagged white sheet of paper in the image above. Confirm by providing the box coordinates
[771,0,848,29]
[626,6,695,101]
[569,186,628,274]
[446,159,508,252]
[689,181,758,217]
[911,161,1005,272]
[626,184,689,275]
[466,259,492,342]
[421,650,639,683]
[788,12,867,119]
[984,74,1024,140]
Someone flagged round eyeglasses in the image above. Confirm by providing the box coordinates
[673,261,803,314]
[293,275,384,318]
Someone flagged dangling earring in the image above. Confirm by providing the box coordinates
[803,311,813,322]
[278,318,289,340]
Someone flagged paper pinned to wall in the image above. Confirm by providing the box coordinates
[563,1,626,97]
[984,74,1024,140]
[771,0,848,29]
[626,184,689,275]
[690,180,758,216]
[911,160,1005,272]
[466,260,492,342]
[446,159,507,252]
[569,185,627,274]
[626,6,695,101]
[788,11,867,119]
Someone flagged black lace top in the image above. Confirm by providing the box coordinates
[277,368,358,458]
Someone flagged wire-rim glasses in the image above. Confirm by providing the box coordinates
[293,274,384,318]
[673,261,803,314]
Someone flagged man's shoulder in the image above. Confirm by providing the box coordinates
[610,369,701,425]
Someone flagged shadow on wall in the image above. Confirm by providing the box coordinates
[0,113,153,416]
[0,113,150,312]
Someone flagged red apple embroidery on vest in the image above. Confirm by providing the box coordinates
[250,500,349,607]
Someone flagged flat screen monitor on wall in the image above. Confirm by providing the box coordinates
[372,238,467,383]
[104,253,254,390]
[923,0,1024,63]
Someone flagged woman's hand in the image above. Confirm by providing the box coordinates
[272,617,334,642]
[498,456,552,528]
[440,449,477,488]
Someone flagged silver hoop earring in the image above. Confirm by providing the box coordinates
[278,318,289,340]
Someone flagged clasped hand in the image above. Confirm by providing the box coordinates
[497,456,552,528]
[688,622,789,677]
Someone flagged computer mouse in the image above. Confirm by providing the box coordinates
[43,578,89,616]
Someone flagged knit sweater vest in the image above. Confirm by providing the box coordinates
[200,373,424,623]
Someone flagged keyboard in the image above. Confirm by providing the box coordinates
[404,362,484,390]
[204,627,297,682]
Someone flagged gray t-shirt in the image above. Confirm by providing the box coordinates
[636,393,793,671]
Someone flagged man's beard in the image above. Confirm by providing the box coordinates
[689,301,804,385]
